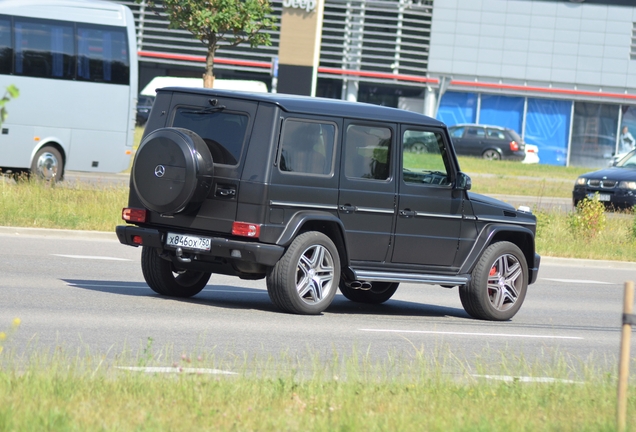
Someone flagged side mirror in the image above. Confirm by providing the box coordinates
[455,172,472,190]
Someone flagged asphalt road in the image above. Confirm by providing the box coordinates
[1,227,634,376]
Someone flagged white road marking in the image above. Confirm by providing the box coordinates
[65,282,266,294]
[117,366,237,375]
[472,375,583,384]
[542,278,616,285]
[52,254,130,261]
[359,328,583,340]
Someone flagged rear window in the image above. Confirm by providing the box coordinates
[173,107,248,165]
[508,130,522,142]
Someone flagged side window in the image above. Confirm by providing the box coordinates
[466,127,485,138]
[487,128,506,140]
[14,19,74,79]
[173,107,248,165]
[344,124,392,180]
[449,127,464,138]
[77,25,130,85]
[0,18,11,74]
[279,119,335,175]
[402,130,450,186]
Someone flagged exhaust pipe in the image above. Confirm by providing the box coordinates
[347,281,372,291]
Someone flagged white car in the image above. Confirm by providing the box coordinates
[523,144,540,164]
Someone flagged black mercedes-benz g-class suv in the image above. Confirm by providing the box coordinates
[117,88,540,321]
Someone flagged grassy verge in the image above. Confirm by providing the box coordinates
[0,342,630,431]
[0,178,127,232]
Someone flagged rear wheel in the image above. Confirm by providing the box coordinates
[339,281,399,304]
[141,246,210,297]
[31,146,63,181]
[482,149,501,160]
[459,241,528,321]
[266,232,340,315]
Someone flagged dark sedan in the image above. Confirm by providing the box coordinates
[448,124,526,161]
[573,149,636,209]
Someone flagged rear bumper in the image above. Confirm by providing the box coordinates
[116,225,285,267]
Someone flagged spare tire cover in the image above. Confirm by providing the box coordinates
[132,128,214,215]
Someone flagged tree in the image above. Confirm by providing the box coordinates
[0,85,18,125]
[141,0,276,88]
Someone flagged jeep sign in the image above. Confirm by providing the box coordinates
[283,0,316,12]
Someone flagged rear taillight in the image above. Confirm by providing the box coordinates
[232,222,261,238]
[509,141,520,152]
[122,208,147,223]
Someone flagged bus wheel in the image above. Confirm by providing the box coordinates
[31,146,63,182]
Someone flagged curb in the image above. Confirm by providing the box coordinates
[1,226,635,269]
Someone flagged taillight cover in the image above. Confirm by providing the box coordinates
[232,222,261,238]
[122,208,147,223]
[510,141,520,152]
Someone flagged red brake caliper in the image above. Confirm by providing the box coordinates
[489,265,497,276]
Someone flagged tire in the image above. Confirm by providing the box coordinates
[459,241,528,321]
[132,128,214,215]
[482,149,501,160]
[266,232,340,315]
[31,146,63,182]
[339,281,399,304]
[141,246,211,298]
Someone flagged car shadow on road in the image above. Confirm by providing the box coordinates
[62,279,470,319]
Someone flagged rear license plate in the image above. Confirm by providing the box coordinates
[165,233,211,251]
[587,193,610,202]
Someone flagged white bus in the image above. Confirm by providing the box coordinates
[0,0,138,181]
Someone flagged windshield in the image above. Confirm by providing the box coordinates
[616,149,636,168]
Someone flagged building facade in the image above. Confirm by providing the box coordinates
[112,0,636,167]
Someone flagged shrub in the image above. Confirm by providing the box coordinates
[568,195,606,239]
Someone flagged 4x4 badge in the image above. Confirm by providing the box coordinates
[154,165,166,178]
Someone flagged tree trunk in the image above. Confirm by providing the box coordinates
[203,36,217,88]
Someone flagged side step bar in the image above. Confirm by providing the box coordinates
[352,270,470,286]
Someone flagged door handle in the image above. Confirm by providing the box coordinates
[399,209,416,218]
[339,204,356,213]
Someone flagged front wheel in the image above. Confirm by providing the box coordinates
[459,241,528,321]
[339,281,399,304]
[266,232,340,315]
[141,246,211,298]
[31,146,63,181]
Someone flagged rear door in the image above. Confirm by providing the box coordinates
[338,121,397,262]
[168,93,258,232]
[462,126,486,157]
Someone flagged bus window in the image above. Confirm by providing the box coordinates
[77,26,129,85]
[14,19,74,79]
[0,18,11,74]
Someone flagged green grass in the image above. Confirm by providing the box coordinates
[0,177,127,232]
[0,342,631,431]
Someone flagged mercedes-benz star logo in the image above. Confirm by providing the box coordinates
[154,165,166,178]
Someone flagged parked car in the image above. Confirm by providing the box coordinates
[523,144,540,164]
[572,149,636,209]
[136,95,154,126]
[117,88,540,321]
[448,124,526,161]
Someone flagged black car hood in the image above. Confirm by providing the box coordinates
[582,166,636,181]
[467,191,516,211]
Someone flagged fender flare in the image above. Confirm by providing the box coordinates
[459,223,536,275]
[276,210,349,264]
